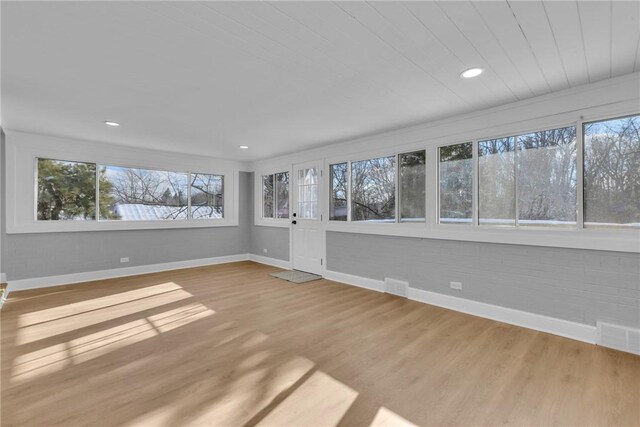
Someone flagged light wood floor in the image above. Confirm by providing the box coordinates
[1,261,638,427]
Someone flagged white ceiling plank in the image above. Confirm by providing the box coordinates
[435,0,542,101]
[268,1,462,115]
[543,0,589,87]
[469,0,551,97]
[611,0,640,76]
[367,1,517,109]
[578,0,612,83]
[336,1,483,108]
[402,0,519,104]
[506,0,570,92]
[1,1,634,161]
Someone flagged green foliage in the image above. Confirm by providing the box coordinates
[37,159,118,220]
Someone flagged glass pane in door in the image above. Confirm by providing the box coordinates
[297,167,318,219]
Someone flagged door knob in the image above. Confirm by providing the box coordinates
[292,220,297,225]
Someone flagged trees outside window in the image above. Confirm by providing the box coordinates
[584,115,640,227]
[262,172,289,219]
[37,159,116,220]
[37,159,224,222]
[478,137,516,226]
[330,163,348,221]
[439,142,473,224]
[399,150,426,222]
[191,173,224,219]
[517,126,576,226]
[100,167,188,220]
[351,156,395,222]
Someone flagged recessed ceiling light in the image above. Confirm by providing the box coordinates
[461,68,483,79]
[104,121,120,127]
[239,145,249,149]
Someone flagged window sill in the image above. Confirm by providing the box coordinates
[7,218,239,234]
[326,222,640,253]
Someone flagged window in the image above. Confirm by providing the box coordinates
[478,137,516,226]
[262,174,274,218]
[297,168,317,219]
[275,172,290,219]
[517,126,576,227]
[100,166,188,220]
[584,115,640,228]
[37,159,97,220]
[439,142,472,224]
[37,159,224,222]
[262,172,289,219]
[329,163,348,221]
[191,173,224,219]
[351,156,395,222]
[399,150,426,222]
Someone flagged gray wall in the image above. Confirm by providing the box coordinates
[327,232,640,328]
[5,171,252,280]
[248,172,290,261]
[1,129,6,279]
[251,226,289,261]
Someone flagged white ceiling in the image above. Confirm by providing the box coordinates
[2,1,639,161]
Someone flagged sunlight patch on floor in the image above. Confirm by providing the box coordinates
[11,302,214,384]
[255,370,359,427]
[370,406,418,427]
[16,286,193,345]
[147,303,215,333]
[17,282,184,327]
[121,355,317,427]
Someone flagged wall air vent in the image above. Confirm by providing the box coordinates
[384,278,409,298]
[596,321,640,355]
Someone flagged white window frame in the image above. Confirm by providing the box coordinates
[327,148,428,227]
[323,111,640,253]
[7,131,240,233]
[254,166,292,228]
[436,141,474,227]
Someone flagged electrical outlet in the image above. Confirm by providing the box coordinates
[263,248,268,254]
[120,257,130,263]
[450,281,462,290]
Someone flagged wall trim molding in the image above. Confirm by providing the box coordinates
[324,269,596,344]
[324,270,386,293]
[5,254,250,296]
[248,254,291,270]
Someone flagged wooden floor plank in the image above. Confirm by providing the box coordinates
[1,261,638,427]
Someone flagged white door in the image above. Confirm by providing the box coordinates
[292,161,323,275]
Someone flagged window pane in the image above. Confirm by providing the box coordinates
[517,127,577,227]
[330,163,348,221]
[262,174,274,218]
[351,156,395,222]
[275,172,289,219]
[99,166,188,220]
[297,168,318,219]
[439,143,472,224]
[37,159,97,220]
[478,137,516,226]
[399,150,426,222]
[191,173,224,219]
[584,115,640,227]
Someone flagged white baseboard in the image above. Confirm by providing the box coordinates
[6,254,250,295]
[408,287,596,344]
[324,270,386,293]
[249,254,291,270]
[325,269,596,344]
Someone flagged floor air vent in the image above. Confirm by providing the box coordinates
[384,278,409,298]
[596,321,640,355]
